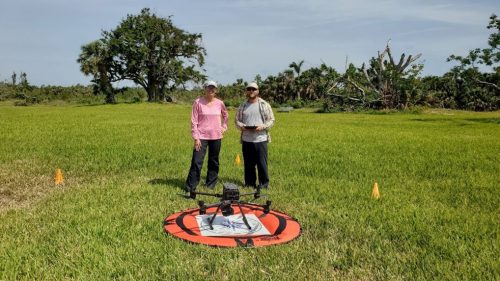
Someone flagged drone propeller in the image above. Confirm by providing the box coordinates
[188,184,266,201]
[188,190,223,200]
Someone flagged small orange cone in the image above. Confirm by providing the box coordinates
[372,181,380,199]
[235,154,241,166]
[54,169,64,185]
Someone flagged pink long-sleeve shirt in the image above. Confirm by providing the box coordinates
[191,97,228,140]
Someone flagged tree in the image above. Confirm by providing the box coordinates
[78,8,206,102]
[359,41,423,109]
[105,8,206,101]
[447,14,499,91]
[11,72,16,86]
[77,40,117,103]
[289,60,304,100]
[322,63,374,112]
[445,14,499,110]
[289,60,304,76]
[260,70,295,103]
[19,72,29,88]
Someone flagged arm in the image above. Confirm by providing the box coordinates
[191,100,202,151]
[221,101,228,132]
[260,102,275,130]
[235,104,246,130]
[191,99,201,139]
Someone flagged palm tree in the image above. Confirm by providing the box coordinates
[289,60,304,77]
[77,40,116,103]
[289,60,304,100]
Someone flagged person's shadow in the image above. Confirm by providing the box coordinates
[148,177,243,191]
[149,178,185,191]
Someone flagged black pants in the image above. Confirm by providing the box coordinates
[185,139,221,191]
[242,141,269,188]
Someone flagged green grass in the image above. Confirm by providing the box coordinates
[0,102,498,280]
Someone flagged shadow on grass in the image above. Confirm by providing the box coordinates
[74,103,108,107]
[149,178,185,191]
[218,177,244,187]
[148,176,244,193]
[412,117,499,125]
[411,118,452,122]
[463,118,500,124]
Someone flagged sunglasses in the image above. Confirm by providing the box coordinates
[246,87,257,91]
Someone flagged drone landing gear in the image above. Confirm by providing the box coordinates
[198,200,272,230]
[191,183,272,231]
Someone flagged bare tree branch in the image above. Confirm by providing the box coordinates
[387,41,396,66]
[378,49,387,71]
[328,93,364,102]
[346,77,366,98]
[326,80,340,93]
[396,54,405,71]
[474,78,500,90]
[362,66,377,91]
[401,53,422,71]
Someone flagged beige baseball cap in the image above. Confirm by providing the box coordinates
[246,82,259,90]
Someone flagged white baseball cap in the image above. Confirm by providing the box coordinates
[246,82,259,90]
[205,80,218,88]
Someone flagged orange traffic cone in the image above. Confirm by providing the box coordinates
[54,169,64,185]
[235,154,241,166]
[372,181,380,199]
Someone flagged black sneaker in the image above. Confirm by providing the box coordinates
[204,184,216,190]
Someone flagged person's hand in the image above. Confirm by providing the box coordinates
[194,139,201,151]
[256,126,264,131]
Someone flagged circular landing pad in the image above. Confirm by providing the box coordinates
[164,203,301,247]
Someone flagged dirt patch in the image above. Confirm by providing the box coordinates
[0,159,76,212]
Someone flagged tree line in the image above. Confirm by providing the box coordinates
[1,9,498,111]
[252,14,499,111]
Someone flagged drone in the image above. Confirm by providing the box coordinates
[187,183,272,230]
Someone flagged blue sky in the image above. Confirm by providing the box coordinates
[0,0,498,86]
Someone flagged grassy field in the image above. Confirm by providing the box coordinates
[0,102,498,280]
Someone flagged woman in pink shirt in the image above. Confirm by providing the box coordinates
[185,81,228,191]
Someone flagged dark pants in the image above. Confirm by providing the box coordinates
[242,141,269,188]
[186,139,221,191]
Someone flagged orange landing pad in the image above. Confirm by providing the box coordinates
[163,203,301,247]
